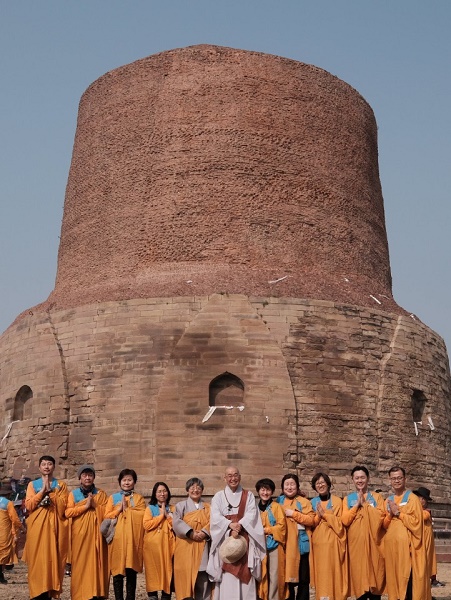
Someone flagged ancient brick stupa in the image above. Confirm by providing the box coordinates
[1,45,450,505]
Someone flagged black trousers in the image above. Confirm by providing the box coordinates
[288,552,310,600]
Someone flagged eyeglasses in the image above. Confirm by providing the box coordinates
[389,477,405,482]
[226,474,240,479]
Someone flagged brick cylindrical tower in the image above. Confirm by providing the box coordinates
[1,46,450,511]
[51,44,395,312]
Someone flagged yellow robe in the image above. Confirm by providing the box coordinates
[24,478,69,599]
[65,487,109,600]
[104,491,146,576]
[279,495,315,584]
[0,498,22,565]
[173,502,210,600]
[342,491,385,597]
[143,504,175,594]
[257,501,289,600]
[423,509,437,579]
[382,491,430,600]
[310,495,348,600]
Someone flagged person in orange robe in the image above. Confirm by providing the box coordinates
[143,481,176,600]
[104,468,146,600]
[255,478,288,600]
[342,465,385,600]
[309,472,348,600]
[413,487,445,591]
[382,466,430,600]
[173,477,211,600]
[0,494,24,584]
[277,474,314,600]
[23,455,69,600]
[65,464,109,600]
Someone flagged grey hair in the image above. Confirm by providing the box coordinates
[185,477,204,491]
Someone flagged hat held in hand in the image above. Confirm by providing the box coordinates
[219,534,247,564]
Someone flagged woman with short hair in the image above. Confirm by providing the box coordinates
[104,468,146,600]
[309,472,348,600]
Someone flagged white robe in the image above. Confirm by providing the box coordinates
[207,485,266,600]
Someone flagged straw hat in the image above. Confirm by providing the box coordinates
[219,534,247,564]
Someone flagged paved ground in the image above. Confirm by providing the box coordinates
[1,561,450,599]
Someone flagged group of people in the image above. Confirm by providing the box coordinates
[0,457,444,600]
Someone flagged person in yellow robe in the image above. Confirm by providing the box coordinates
[277,474,314,600]
[342,465,385,600]
[382,466,430,600]
[255,478,288,600]
[173,477,211,600]
[309,472,348,600]
[24,455,69,600]
[65,464,109,600]
[413,487,445,591]
[0,494,24,584]
[143,481,176,600]
[104,468,145,600]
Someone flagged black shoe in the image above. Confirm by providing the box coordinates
[431,580,445,588]
[0,576,7,585]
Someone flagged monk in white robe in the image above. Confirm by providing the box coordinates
[207,466,266,600]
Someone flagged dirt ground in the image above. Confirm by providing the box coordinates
[1,561,450,600]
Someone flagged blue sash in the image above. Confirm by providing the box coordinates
[347,491,377,509]
[149,503,171,516]
[72,487,98,503]
[311,496,333,511]
[387,490,411,512]
[32,478,59,493]
[277,494,310,555]
[265,504,279,550]
[0,497,9,511]
[113,491,136,508]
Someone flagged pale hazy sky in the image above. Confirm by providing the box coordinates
[1,2,450,354]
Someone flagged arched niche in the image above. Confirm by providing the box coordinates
[209,372,244,407]
[13,385,33,421]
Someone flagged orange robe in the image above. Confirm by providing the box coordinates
[310,495,348,600]
[257,500,289,600]
[0,497,22,565]
[173,499,210,600]
[104,491,146,576]
[382,490,430,600]
[24,477,69,599]
[143,504,175,594]
[278,495,315,584]
[65,487,109,600]
[423,509,437,579]
[342,491,385,597]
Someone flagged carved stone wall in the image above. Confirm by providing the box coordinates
[1,294,449,508]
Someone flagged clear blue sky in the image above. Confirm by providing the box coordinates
[1,2,450,354]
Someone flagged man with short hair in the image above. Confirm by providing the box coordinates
[382,466,429,600]
[207,466,266,599]
[65,464,109,600]
[24,455,68,600]
[342,465,385,600]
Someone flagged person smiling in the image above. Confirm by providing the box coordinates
[342,466,385,600]
[277,474,315,600]
[104,469,146,600]
[256,478,288,600]
[143,481,175,600]
[65,464,109,600]
[383,466,429,600]
[309,472,348,600]
[173,477,211,600]
[207,466,266,600]
[24,455,69,600]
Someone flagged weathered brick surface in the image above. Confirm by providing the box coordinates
[1,295,450,509]
[18,44,401,320]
